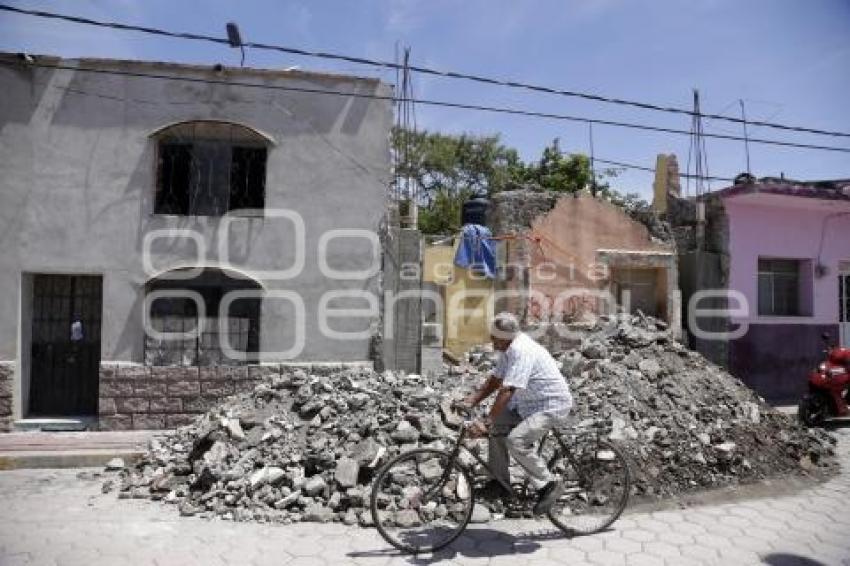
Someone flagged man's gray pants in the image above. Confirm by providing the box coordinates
[489,408,569,491]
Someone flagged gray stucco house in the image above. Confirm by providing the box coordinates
[0,53,393,431]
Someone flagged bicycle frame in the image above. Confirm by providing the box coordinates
[425,418,588,502]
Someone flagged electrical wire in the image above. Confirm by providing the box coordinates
[3,3,850,140]
[4,59,850,155]
[37,75,735,188]
[592,157,737,182]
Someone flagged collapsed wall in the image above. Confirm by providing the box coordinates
[104,315,835,524]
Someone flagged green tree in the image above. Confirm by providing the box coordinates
[392,128,526,234]
[524,138,615,195]
[417,187,473,235]
[393,131,623,234]
[392,127,525,200]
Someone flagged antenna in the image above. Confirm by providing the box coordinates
[588,122,597,196]
[396,47,418,229]
[739,99,751,176]
[687,89,711,196]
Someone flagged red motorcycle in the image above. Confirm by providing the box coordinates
[798,333,850,427]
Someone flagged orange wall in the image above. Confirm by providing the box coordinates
[510,195,671,320]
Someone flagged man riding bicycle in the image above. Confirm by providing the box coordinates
[459,312,572,516]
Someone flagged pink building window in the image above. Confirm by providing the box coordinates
[757,258,813,317]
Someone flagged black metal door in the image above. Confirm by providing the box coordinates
[30,275,102,416]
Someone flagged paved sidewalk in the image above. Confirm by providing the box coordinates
[0,430,157,469]
[1,429,849,566]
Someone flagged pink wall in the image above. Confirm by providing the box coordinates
[725,194,850,325]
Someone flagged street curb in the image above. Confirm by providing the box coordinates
[0,449,143,470]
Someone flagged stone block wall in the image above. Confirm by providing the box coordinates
[97,364,279,430]
[0,362,13,432]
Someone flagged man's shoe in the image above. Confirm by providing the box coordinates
[532,480,564,516]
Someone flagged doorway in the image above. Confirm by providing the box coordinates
[29,275,102,416]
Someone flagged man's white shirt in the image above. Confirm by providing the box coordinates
[493,332,573,418]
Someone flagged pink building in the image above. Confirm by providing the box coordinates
[671,178,850,401]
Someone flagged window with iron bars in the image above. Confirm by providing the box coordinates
[154,121,268,216]
[145,269,261,366]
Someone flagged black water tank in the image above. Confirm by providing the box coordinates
[461,197,489,226]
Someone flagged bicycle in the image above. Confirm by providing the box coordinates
[369,402,631,554]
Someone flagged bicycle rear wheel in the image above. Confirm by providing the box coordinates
[370,448,475,554]
[547,439,631,535]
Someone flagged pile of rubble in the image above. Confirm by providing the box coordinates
[472,314,837,499]
[107,314,836,524]
[107,367,476,525]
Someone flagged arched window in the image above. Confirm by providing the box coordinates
[152,120,271,216]
[145,268,262,365]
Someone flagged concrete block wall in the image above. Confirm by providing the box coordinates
[381,227,423,373]
[0,362,12,432]
[97,363,277,430]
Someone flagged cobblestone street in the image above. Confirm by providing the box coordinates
[1,428,848,566]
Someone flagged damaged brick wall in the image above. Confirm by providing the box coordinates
[0,362,12,432]
[97,364,278,430]
[489,190,677,325]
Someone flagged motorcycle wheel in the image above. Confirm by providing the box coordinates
[798,393,827,427]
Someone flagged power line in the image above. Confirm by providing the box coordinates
[4,59,850,155]
[592,157,736,182]
[3,2,850,140]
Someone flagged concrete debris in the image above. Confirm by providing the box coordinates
[470,503,491,524]
[107,366,477,524]
[106,313,836,524]
[105,458,125,471]
[469,313,836,500]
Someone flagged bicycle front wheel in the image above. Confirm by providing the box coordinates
[547,439,631,535]
[370,448,475,554]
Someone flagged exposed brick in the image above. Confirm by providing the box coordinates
[134,381,167,397]
[149,367,175,381]
[120,366,151,381]
[98,397,117,416]
[100,380,134,397]
[151,366,199,381]
[249,365,280,381]
[132,414,166,430]
[182,396,218,413]
[99,365,118,380]
[168,380,201,396]
[0,362,14,382]
[220,366,250,381]
[149,397,182,413]
[116,398,150,413]
[201,381,234,396]
[99,415,133,431]
[198,367,220,381]
[166,413,198,428]
[0,397,11,416]
[0,377,11,397]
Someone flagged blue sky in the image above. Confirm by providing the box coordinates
[2,0,849,199]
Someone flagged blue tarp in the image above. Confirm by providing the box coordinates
[454,224,498,279]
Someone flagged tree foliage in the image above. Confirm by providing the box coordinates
[393,129,621,234]
[392,127,524,201]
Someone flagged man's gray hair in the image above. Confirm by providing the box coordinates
[491,312,520,338]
